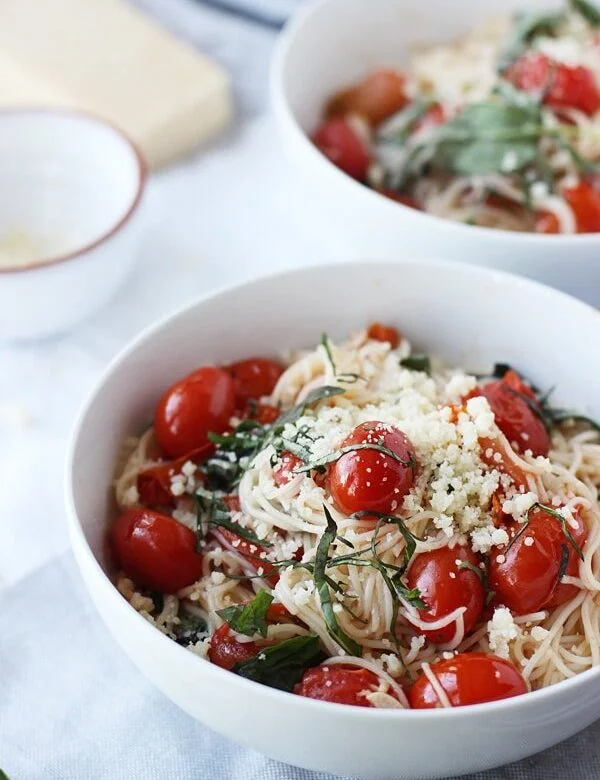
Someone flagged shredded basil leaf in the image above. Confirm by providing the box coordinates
[195,489,273,549]
[174,609,208,646]
[321,332,337,374]
[570,0,600,25]
[400,354,431,373]
[217,590,273,638]
[232,635,325,691]
[457,560,484,580]
[314,507,363,656]
[557,543,571,584]
[295,442,414,474]
[378,98,435,143]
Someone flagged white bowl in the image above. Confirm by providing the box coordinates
[270,0,600,306]
[66,259,600,780]
[0,109,147,341]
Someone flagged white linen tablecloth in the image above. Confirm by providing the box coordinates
[1,1,599,777]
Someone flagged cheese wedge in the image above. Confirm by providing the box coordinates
[0,0,232,168]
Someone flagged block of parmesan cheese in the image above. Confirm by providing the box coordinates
[0,0,232,169]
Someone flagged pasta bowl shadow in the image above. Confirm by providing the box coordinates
[270,0,600,307]
[66,259,600,780]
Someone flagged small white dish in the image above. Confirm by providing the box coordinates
[0,109,147,340]
[66,259,600,780]
[270,0,600,306]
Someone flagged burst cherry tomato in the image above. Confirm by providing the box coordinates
[489,506,587,615]
[155,366,236,459]
[479,437,530,492]
[110,508,203,593]
[536,182,600,234]
[506,53,600,116]
[326,69,408,126]
[227,358,284,405]
[273,451,303,486]
[312,118,371,180]
[406,546,485,644]
[366,322,402,348]
[409,653,527,708]
[208,624,261,670]
[136,444,211,507]
[328,421,417,515]
[295,665,383,706]
[470,371,550,457]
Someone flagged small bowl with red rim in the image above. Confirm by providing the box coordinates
[0,108,147,340]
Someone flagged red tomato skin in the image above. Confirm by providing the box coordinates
[536,211,560,233]
[328,421,417,515]
[414,103,446,132]
[295,665,381,706]
[155,367,236,459]
[326,69,408,126]
[406,546,485,644]
[246,403,280,425]
[227,358,284,405]
[472,377,550,457]
[136,444,211,507]
[506,53,600,115]
[409,653,527,708]
[489,508,587,615]
[208,624,260,670]
[539,510,587,609]
[110,508,203,593]
[564,182,600,233]
[479,437,530,492]
[312,118,371,180]
[366,322,402,348]
[273,451,303,486]
[376,190,422,210]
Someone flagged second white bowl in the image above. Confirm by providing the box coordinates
[270,0,600,306]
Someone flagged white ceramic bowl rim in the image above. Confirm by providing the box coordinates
[65,257,600,721]
[270,0,600,246]
[0,107,148,275]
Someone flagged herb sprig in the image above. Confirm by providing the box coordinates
[570,0,600,26]
[218,590,274,638]
[232,635,325,691]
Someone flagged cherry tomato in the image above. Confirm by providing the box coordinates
[409,653,527,708]
[471,373,550,457]
[312,118,371,180]
[328,421,417,515]
[244,402,280,425]
[295,664,383,706]
[506,53,600,116]
[375,190,422,210]
[535,211,560,234]
[406,546,485,644]
[489,507,587,615]
[366,322,402,348]
[273,451,303,486]
[266,602,296,624]
[136,444,211,507]
[155,366,236,459]
[536,183,600,234]
[227,358,284,406]
[326,69,408,126]
[110,508,203,593]
[208,624,261,670]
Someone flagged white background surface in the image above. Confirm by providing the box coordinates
[1,1,599,778]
